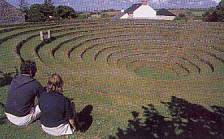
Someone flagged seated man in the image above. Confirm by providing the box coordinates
[5,60,44,126]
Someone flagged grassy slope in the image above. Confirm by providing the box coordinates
[0,20,224,138]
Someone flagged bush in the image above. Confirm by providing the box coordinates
[101,13,108,18]
[40,3,55,17]
[203,0,224,22]
[203,10,218,22]
[25,3,77,22]
[55,6,77,19]
[26,4,47,22]
[76,13,90,19]
[175,13,187,21]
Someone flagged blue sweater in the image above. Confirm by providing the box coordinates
[5,74,44,117]
[39,91,74,127]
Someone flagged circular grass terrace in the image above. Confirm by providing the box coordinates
[0,19,224,138]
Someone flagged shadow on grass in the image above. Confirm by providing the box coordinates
[0,101,6,125]
[0,102,4,108]
[109,96,224,139]
[77,105,93,132]
[0,70,15,87]
[0,116,7,125]
[0,74,7,125]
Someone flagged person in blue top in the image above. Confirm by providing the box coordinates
[5,60,44,126]
[39,73,77,136]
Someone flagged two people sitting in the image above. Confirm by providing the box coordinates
[5,60,78,136]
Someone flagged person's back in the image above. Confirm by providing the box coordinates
[5,60,44,126]
[39,73,77,136]
[39,91,72,128]
[6,74,42,116]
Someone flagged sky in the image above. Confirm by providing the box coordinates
[6,0,222,11]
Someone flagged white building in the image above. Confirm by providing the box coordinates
[116,0,176,20]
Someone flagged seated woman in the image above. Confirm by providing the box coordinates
[39,73,77,136]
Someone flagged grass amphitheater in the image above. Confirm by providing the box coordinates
[0,19,224,138]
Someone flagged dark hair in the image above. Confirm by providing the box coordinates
[20,60,37,77]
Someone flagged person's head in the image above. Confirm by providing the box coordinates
[46,73,64,93]
[20,60,37,77]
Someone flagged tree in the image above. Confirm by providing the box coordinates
[217,0,224,9]
[44,0,53,5]
[203,10,218,22]
[40,2,55,18]
[203,0,224,22]
[216,0,224,21]
[26,4,46,22]
[19,0,29,12]
[25,2,55,22]
[24,2,77,22]
[55,6,77,19]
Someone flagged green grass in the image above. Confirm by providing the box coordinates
[134,67,178,80]
[190,10,206,17]
[0,20,224,138]
[0,87,6,117]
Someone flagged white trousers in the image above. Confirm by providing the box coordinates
[5,105,41,126]
[41,123,74,136]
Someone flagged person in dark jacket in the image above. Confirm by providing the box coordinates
[5,60,44,126]
[39,73,77,136]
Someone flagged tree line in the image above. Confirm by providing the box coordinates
[21,0,224,22]
[21,1,77,22]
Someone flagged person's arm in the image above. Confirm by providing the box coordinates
[70,101,79,124]
[69,119,76,129]
[34,83,45,106]
[35,81,45,98]
[65,98,77,129]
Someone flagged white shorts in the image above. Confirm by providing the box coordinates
[5,105,41,126]
[41,123,74,136]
